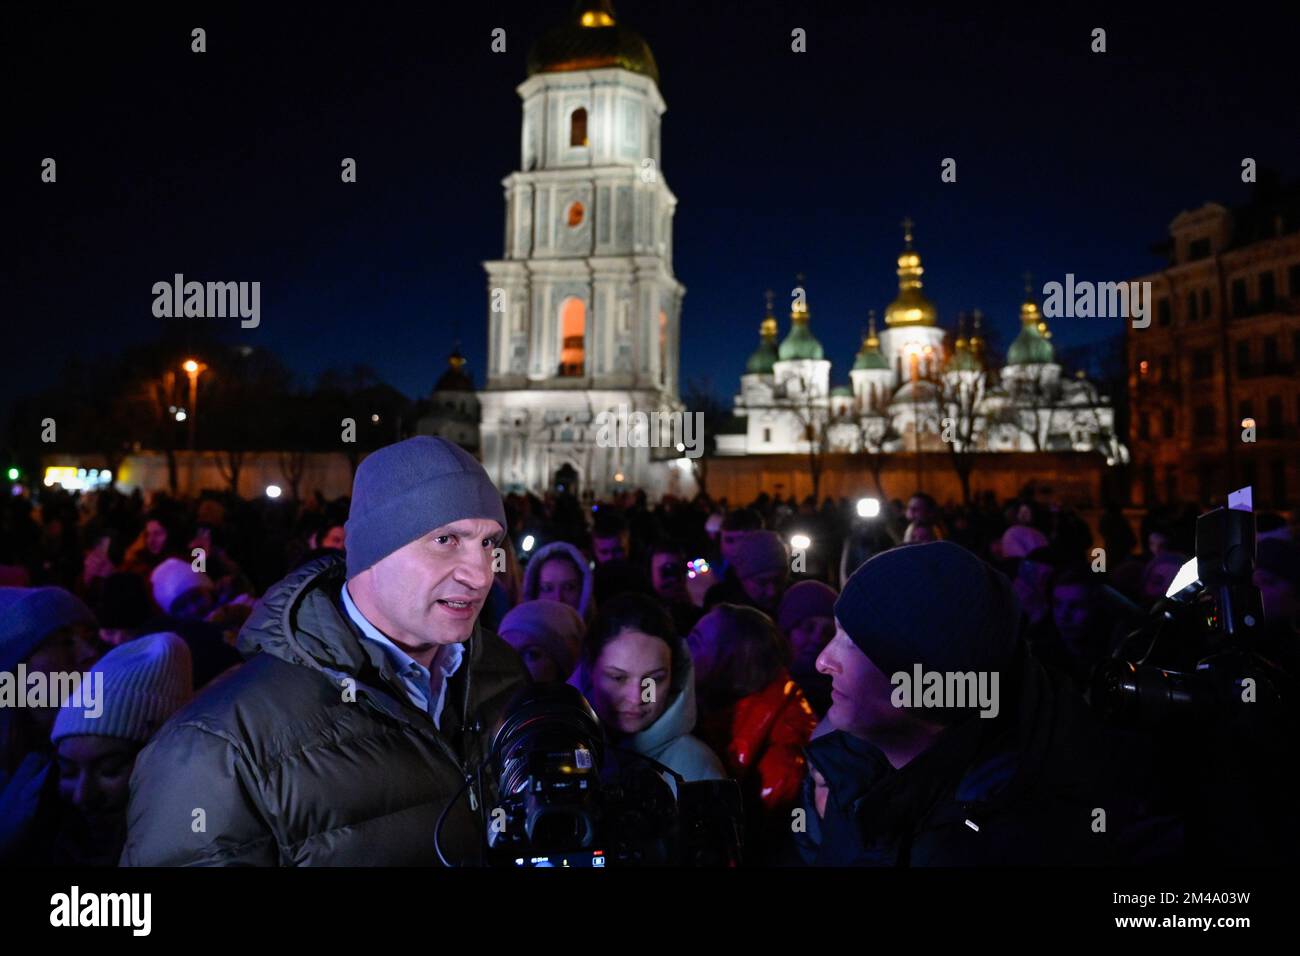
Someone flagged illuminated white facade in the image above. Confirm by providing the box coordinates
[478,10,685,498]
[718,231,1128,465]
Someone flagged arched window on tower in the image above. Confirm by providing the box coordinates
[570,108,588,148]
[559,297,585,377]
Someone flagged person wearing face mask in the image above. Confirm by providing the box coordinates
[569,593,725,788]
[48,633,193,865]
[121,437,527,866]
[522,541,595,624]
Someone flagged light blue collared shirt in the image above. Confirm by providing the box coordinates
[341,583,464,731]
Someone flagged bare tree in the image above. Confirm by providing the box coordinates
[278,450,308,502]
[216,449,247,495]
[1066,374,1126,463]
[839,387,898,498]
[139,371,183,496]
[313,366,414,479]
[680,377,730,498]
[924,367,985,506]
[996,363,1058,452]
[781,369,832,502]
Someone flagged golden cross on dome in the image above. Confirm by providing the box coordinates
[764,289,774,313]
[1023,271,1035,297]
[901,216,915,246]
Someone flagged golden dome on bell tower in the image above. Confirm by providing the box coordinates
[884,217,938,327]
[527,1,660,85]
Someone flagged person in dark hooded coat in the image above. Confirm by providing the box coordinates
[794,541,1177,866]
[120,438,527,866]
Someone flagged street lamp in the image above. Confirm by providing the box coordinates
[181,359,207,450]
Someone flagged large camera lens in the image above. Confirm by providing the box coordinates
[488,683,606,854]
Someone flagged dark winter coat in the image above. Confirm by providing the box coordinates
[795,643,1179,865]
[120,552,527,866]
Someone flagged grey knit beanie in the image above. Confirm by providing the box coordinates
[51,632,193,745]
[344,436,507,579]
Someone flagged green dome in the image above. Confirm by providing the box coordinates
[746,340,779,374]
[746,300,780,374]
[1007,323,1055,365]
[778,319,824,361]
[830,385,853,397]
[527,1,659,85]
[853,345,890,371]
[853,314,889,371]
[948,351,981,372]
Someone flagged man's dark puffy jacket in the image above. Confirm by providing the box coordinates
[120,553,527,866]
[794,644,1181,865]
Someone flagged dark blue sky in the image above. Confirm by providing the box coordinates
[7,1,1297,419]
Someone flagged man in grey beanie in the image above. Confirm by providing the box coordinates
[122,437,527,866]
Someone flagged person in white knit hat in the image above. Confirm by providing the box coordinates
[149,556,215,619]
[48,632,193,865]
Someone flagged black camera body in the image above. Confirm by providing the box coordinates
[1092,496,1300,862]
[1095,499,1289,727]
[483,683,743,867]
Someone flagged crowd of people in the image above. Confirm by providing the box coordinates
[2,436,1297,866]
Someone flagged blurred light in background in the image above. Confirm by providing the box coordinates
[856,497,881,518]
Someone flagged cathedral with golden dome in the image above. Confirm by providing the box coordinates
[716,222,1129,464]
[477,1,1125,497]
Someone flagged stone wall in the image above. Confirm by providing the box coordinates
[700,451,1124,509]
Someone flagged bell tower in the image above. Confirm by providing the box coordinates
[479,1,686,497]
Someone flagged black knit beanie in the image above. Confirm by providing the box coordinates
[833,541,1021,676]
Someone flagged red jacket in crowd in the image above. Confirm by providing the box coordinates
[699,672,818,813]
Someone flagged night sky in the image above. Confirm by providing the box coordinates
[7,1,1297,422]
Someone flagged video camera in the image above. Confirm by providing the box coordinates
[1094,488,1292,727]
[479,683,743,867]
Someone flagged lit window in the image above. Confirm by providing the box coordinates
[567,202,584,227]
[558,297,585,377]
[570,108,588,147]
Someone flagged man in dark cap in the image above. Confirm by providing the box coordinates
[121,437,527,865]
[797,540,1170,865]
